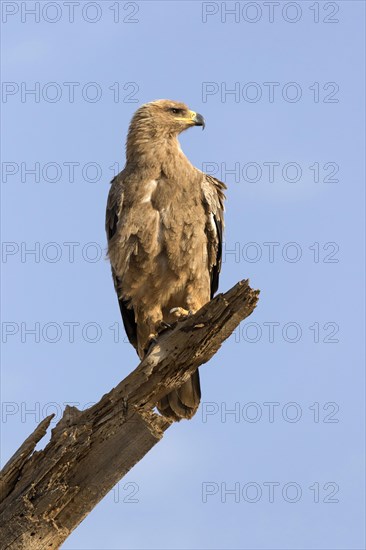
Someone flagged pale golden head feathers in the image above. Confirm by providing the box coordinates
[128,99,204,139]
[125,100,205,164]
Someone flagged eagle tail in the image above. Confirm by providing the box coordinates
[157,370,201,421]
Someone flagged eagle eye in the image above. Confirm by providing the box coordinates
[170,107,181,115]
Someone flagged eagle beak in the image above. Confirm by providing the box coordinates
[189,111,205,130]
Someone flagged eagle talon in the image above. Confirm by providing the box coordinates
[159,321,173,330]
[144,335,158,356]
[169,307,190,319]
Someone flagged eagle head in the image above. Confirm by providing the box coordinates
[128,99,205,140]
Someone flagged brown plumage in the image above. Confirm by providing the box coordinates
[106,99,226,421]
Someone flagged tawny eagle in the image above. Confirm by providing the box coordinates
[106,99,226,421]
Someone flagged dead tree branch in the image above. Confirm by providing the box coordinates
[0,279,259,549]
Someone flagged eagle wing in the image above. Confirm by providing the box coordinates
[201,174,226,298]
[106,173,138,350]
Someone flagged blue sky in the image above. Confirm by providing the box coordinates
[1,1,365,549]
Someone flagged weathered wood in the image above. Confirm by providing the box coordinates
[0,415,55,503]
[0,279,259,549]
